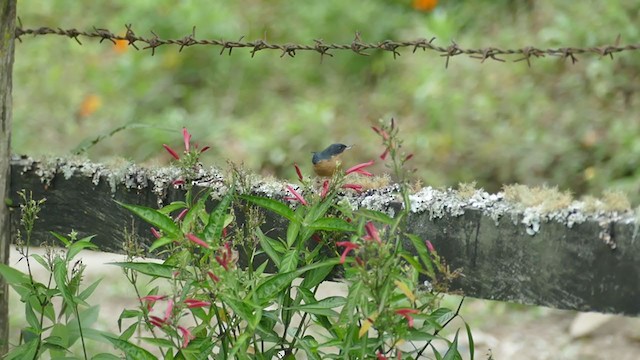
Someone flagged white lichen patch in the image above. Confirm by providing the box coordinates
[11,156,638,242]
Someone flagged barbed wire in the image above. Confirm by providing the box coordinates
[14,23,639,68]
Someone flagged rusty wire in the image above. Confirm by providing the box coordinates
[14,24,639,67]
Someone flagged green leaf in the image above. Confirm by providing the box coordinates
[116,201,180,237]
[108,262,175,279]
[92,353,123,360]
[24,300,41,333]
[465,321,475,360]
[406,233,435,277]
[182,189,211,233]
[139,336,175,348]
[256,228,282,269]
[0,264,31,286]
[356,208,395,225]
[286,216,301,248]
[294,335,321,360]
[68,236,99,261]
[157,201,188,215]
[30,254,49,269]
[120,322,138,341]
[203,185,235,242]
[78,278,102,301]
[240,195,298,223]
[53,258,75,307]
[49,231,70,246]
[256,260,339,300]
[118,309,142,332]
[103,334,157,360]
[287,296,345,317]
[442,329,461,360]
[3,338,39,360]
[280,250,299,273]
[148,237,174,253]
[300,260,335,289]
[308,217,356,233]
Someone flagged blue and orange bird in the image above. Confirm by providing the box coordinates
[312,143,352,177]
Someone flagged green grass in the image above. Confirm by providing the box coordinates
[11,0,640,201]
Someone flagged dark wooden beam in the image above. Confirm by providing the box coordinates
[8,156,640,316]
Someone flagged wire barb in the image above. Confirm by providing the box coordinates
[12,24,640,67]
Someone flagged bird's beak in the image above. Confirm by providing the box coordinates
[346,145,353,150]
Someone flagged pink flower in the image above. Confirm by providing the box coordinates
[178,325,194,348]
[426,240,435,253]
[184,299,211,308]
[215,242,233,271]
[294,163,304,182]
[182,128,191,153]
[321,180,330,199]
[363,221,381,244]
[140,295,167,311]
[336,241,360,264]
[207,270,220,283]
[163,144,180,160]
[404,153,414,162]
[345,161,374,176]
[376,352,389,360]
[286,185,308,206]
[175,208,188,221]
[200,145,211,153]
[149,315,166,327]
[164,299,174,322]
[342,183,363,193]
[395,308,419,328]
[371,126,389,140]
[380,147,389,160]
[150,227,162,239]
[173,179,185,186]
[186,233,210,249]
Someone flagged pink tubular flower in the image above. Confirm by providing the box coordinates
[175,208,189,221]
[150,227,162,239]
[376,352,389,360]
[395,308,419,328]
[363,221,381,244]
[186,233,210,249]
[345,160,374,176]
[380,147,389,160]
[342,183,363,193]
[149,315,166,327]
[207,270,220,283]
[182,128,191,152]
[178,325,194,348]
[215,242,232,271]
[294,163,304,182]
[336,241,360,264]
[164,299,174,322]
[426,240,435,253]
[163,144,180,160]
[173,179,185,186]
[184,298,211,308]
[286,185,308,206]
[321,180,330,199]
[140,294,167,310]
[200,145,211,153]
[404,153,414,162]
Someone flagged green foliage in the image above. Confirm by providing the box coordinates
[4,124,472,357]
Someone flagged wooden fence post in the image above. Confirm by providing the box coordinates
[0,0,17,354]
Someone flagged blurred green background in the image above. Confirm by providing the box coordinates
[11,0,640,201]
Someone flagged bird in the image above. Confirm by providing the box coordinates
[311,143,352,177]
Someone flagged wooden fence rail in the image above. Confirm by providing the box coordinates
[7,156,640,317]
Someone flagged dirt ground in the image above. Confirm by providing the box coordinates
[6,248,640,359]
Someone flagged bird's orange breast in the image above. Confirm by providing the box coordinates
[313,156,342,177]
